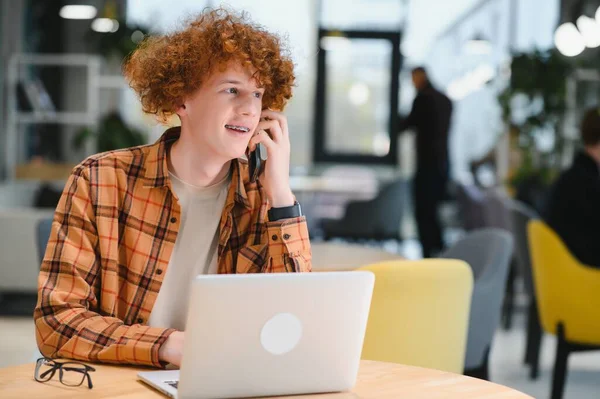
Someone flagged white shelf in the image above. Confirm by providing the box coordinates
[16,112,95,125]
[98,75,126,89]
[5,53,124,180]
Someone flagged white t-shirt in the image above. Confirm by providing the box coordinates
[147,170,230,330]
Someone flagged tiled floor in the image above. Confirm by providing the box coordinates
[1,311,598,398]
[490,312,600,399]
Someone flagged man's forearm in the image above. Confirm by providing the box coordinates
[35,306,176,367]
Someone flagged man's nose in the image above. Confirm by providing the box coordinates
[237,96,258,117]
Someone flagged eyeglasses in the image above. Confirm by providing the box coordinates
[34,357,96,389]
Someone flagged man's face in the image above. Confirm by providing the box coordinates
[588,142,600,165]
[411,71,426,90]
[178,62,265,161]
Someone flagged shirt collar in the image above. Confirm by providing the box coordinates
[143,126,252,209]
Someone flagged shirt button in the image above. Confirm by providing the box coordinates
[170,217,177,223]
[283,234,291,240]
[156,269,163,275]
[137,318,144,324]
[271,235,278,241]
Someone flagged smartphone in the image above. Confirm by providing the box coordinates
[248,142,266,183]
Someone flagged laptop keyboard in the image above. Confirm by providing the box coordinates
[165,380,179,389]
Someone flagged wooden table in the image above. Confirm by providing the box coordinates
[0,360,531,398]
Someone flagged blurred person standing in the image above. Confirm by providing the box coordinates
[398,67,453,258]
[544,107,600,268]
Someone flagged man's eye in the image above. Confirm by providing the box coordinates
[226,88,238,94]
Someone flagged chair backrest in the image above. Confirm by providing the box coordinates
[482,188,511,230]
[528,220,600,343]
[340,178,406,240]
[358,260,473,373]
[506,199,538,294]
[439,228,513,370]
[440,228,513,280]
[369,178,406,238]
[37,218,53,265]
[311,243,403,272]
[455,183,486,231]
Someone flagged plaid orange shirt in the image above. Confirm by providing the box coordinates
[34,127,312,367]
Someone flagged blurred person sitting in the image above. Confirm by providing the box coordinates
[398,67,453,258]
[544,107,600,268]
[34,8,311,369]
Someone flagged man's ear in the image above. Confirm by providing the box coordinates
[175,103,187,118]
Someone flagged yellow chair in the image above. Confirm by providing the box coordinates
[358,260,473,373]
[528,220,600,399]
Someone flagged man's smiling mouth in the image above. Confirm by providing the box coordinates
[225,124,250,133]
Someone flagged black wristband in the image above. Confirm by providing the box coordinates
[268,201,302,221]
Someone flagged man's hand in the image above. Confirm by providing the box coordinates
[248,110,295,208]
[159,331,184,367]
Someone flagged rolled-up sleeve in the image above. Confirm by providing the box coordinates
[265,216,311,272]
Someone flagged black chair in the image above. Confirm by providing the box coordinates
[320,179,406,242]
[507,199,542,379]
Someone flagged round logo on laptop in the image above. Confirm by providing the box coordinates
[260,312,303,355]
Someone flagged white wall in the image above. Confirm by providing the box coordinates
[401,0,482,63]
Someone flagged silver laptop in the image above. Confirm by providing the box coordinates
[138,271,374,399]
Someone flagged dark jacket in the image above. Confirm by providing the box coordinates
[544,151,600,268]
[399,82,453,172]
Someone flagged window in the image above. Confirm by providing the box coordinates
[313,29,402,164]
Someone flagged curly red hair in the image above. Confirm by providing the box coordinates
[123,8,295,122]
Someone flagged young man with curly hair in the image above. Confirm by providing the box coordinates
[34,8,311,368]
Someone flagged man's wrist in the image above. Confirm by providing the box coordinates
[159,331,183,365]
[269,190,295,208]
[158,338,172,363]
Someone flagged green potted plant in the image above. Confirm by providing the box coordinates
[73,111,147,153]
[497,49,573,208]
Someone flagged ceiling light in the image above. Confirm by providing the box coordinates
[92,18,119,33]
[59,5,97,20]
[554,22,585,57]
[576,15,600,48]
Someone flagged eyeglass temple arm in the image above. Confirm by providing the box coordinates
[39,367,57,379]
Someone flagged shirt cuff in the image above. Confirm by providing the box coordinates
[124,326,176,368]
[266,216,310,257]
